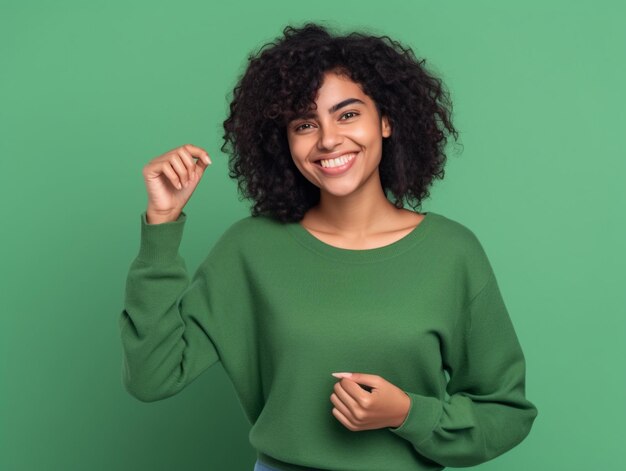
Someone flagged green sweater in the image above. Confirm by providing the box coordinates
[119,210,538,470]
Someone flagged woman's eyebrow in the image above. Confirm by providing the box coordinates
[297,98,366,119]
[328,98,365,113]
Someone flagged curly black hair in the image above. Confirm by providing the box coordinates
[221,21,461,223]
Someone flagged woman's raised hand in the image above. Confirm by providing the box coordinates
[142,144,213,224]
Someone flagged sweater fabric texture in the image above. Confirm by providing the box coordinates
[119,210,538,471]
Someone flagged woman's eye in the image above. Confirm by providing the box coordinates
[295,123,312,132]
[341,111,358,120]
[293,112,358,132]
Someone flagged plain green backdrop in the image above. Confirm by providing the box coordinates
[1,1,624,470]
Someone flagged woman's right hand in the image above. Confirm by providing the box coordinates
[142,144,213,224]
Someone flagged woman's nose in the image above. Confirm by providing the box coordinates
[317,123,343,150]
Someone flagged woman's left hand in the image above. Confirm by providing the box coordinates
[329,372,411,431]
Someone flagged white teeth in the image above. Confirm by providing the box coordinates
[319,152,357,168]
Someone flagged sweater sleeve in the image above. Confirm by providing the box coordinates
[118,210,221,402]
[387,271,538,467]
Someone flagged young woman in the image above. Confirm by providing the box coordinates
[120,22,538,471]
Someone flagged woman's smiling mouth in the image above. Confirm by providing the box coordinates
[314,152,359,176]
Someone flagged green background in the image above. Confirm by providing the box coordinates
[2,1,624,470]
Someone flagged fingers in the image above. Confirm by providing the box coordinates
[148,144,212,191]
[181,143,212,165]
[330,394,355,427]
[172,144,213,189]
[170,153,192,188]
[161,160,184,190]
[333,381,360,413]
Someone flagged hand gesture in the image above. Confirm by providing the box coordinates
[330,372,411,431]
[142,144,212,224]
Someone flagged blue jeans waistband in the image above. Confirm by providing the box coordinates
[254,459,282,471]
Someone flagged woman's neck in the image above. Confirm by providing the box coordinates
[304,193,412,238]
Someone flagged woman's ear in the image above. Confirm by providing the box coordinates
[381,115,392,138]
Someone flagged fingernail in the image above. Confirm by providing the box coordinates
[332,372,352,378]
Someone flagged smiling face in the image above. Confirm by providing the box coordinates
[286,70,392,199]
